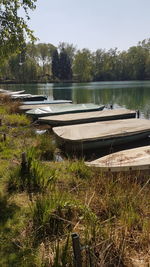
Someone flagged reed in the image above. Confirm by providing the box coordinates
[0,101,149,266]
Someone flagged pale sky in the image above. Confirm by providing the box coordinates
[28,0,150,52]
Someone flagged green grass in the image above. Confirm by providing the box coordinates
[7,148,56,194]
[0,97,150,266]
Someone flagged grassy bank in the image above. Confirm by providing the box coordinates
[0,95,150,266]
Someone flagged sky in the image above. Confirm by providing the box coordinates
[27,0,150,52]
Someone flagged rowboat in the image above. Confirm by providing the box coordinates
[86,146,150,172]
[26,103,105,119]
[53,119,150,152]
[20,103,72,112]
[20,100,72,112]
[11,94,47,101]
[39,108,136,126]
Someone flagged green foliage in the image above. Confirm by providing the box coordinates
[1,38,150,82]
[3,114,30,127]
[73,49,94,82]
[59,49,72,80]
[0,0,37,60]
[52,49,60,79]
[31,192,96,245]
[68,160,92,179]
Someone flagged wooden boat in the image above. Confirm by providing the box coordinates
[11,94,47,101]
[26,103,105,119]
[86,146,150,172]
[20,100,72,112]
[39,108,136,126]
[53,118,150,152]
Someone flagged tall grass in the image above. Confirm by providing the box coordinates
[35,133,57,161]
[7,148,56,194]
[0,96,149,266]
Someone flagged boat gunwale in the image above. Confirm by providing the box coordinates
[85,163,150,172]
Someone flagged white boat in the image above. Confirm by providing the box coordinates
[86,146,150,172]
[26,103,105,119]
[20,101,72,112]
[53,118,150,152]
[20,103,72,112]
[39,108,136,126]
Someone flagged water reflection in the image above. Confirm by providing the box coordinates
[1,81,150,119]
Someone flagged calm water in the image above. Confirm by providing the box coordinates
[2,81,150,119]
[1,81,150,158]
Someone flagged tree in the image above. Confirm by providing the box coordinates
[73,49,93,82]
[127,46,147,80]
[51,49,60,79]
[58,42,77,63]
[59,49,72,80]
[0,0,37,60]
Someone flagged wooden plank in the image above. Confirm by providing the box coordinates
[39,108,136,126]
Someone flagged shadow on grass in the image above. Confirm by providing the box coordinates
[0,194,20,226]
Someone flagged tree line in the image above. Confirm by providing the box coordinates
[1,39,150,83]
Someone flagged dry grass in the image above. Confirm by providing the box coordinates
[0,96,150,266]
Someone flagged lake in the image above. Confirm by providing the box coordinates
[1,80,150,158]
[2,80,150,119]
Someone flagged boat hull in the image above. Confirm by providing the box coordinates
[53,119,150,152]
[86,146,150,172]
[12,95,47,101]
[39,109,136,126]
[55,131,150,152]
[26,104,105,119]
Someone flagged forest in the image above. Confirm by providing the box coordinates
[1,39,150,83]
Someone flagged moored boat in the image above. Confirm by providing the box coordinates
[53,118,150,152]
[26,103,105,119]
[39,108,136,126]
[11,94,47,101]
[20,103,72,112]
[85,146,150,172]
[20,100,72,112]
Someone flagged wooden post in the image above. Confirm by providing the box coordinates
[3,133,6,142]
[72,233,82,267]
[21,152,28,173]
[137,110,140,118]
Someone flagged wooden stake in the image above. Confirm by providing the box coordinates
[21,152,28,173]
[72,233,82,267]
